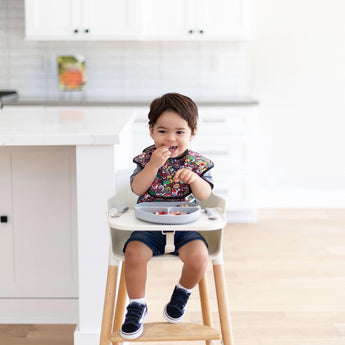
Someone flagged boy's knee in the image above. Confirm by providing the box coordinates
[185,247,208,271]
[125,241,152,263]
[196,251,209,269]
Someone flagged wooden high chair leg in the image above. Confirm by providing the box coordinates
[100,265,119,345]
[198,273,213,345]
[213,261,234,345]
[112,262,127,345]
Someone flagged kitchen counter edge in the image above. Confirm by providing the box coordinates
[3,99,259,108]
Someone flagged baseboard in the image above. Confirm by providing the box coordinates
[0,298,78,324]
[74,327,101,345]
[258,189,345,208]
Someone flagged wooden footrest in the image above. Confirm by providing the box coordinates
[111,322,221,342]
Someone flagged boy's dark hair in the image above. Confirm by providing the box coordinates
[148,93,198,134]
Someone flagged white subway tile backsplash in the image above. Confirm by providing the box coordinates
[1,0,250,101]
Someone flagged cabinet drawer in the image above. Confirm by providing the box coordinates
[192,136,255,170]
[198,107,257,134]
[212,172,255,210]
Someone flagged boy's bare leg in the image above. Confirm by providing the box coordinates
[124,241,153,299]
[178,240,209,289]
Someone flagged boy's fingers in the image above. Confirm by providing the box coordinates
[173,170,181,181]
[174,169,193,183]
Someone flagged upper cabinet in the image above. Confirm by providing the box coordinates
[25,0,142,40]
[25,0,250,41]
[142,0,250,40]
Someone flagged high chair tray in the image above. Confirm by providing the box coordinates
[134,202,201,224]
[108,207,226,231]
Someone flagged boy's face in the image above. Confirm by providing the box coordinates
[149,110,196,158]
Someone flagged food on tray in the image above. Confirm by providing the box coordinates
[170,211,187,215]
[153,204,193,215]
[134,201,201,224]
[154,211,187,215]
[155,211,167,215]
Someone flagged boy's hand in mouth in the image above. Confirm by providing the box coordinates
[149,146,171,169]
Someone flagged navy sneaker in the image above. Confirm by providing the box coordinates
[120,302,148,339]
[163,286,191,323]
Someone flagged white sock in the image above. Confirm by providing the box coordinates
[177,282,192,294]
[129,297,146,305]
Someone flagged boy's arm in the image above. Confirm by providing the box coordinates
[131,162,158,196]
[131,146,171,196]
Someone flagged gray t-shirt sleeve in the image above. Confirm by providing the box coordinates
[130,164,143,185]
[202,169,214,189]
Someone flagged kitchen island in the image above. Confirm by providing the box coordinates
[0,106,135,345]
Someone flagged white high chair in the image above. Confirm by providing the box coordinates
[99,176,233,345]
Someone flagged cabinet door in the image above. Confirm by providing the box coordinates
[200,0,249,39]
[25,0,141,40]
[0,151,14,286]
[0,147,78,298]
[25,0,81,40]
[142,0,195,39]
[82,0,142,39]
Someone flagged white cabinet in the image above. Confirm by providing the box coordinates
[195,106,257,222]
[25,0,77,39]
[142,0,250,40]
[131,105,257,222]
[25,0,249,41]
[0,146,78,298]
[25,0,142,40]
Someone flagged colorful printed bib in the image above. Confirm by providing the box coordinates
[133,145,214,203]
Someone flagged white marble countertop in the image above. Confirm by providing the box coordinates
[0,107,135,146]
[3,96,259,107]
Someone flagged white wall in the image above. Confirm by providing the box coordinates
[250,0,345,207]
[0,0,249,102]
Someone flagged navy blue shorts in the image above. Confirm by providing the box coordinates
[123,231,208,256]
